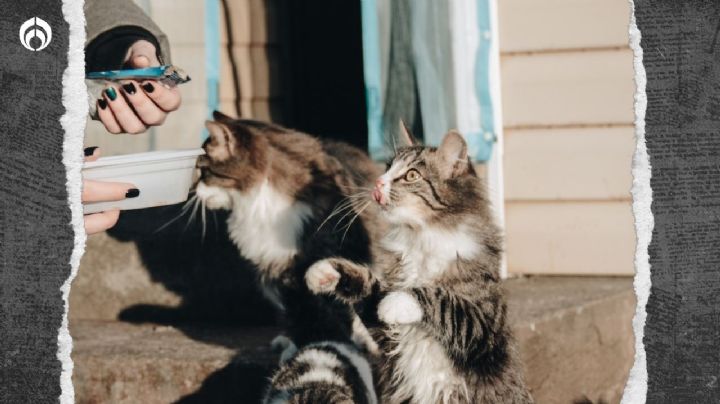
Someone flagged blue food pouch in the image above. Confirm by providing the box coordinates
[86,65,191,87]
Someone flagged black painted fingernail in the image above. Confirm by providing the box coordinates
[125,188,140,198]
[97,98,107,110]
[122,82,136,95]
[84,146,98,156]
[105,87,117,101]
[141,82,155,93]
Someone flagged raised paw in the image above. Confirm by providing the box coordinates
[305,260,341,294]
[378,291,423,325]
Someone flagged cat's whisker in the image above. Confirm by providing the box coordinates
[200,199,207,241]
[340,201,371,245]
[316,191,372,233]
[183,194,201,233]
[316,200,359,233]
[332,206,361,231]
[341,191,372,199]
[342,185,374,192]
[154,194,198,233]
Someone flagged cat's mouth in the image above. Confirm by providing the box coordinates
[195,181,233,210]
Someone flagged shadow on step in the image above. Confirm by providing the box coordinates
[106,204,283,400]
[175,357,272,404]
[109,204,278,326]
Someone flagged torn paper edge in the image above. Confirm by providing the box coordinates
[621,1,652,403]
[58,0,88,402]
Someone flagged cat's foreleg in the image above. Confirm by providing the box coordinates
[306,258,380,356]
[305,258,376,304]
[380,285,506,369]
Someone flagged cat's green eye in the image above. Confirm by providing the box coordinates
[404,169,421,182]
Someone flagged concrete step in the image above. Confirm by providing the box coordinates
[71,276,635,404]
[70,215,278,326]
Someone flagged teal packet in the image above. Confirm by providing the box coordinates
[86,65,191,86]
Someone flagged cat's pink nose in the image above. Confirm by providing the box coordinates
[372,188,384,205]
[373,178,386,204]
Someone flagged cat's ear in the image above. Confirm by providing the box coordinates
[205,120,236,161]
[437,130,470,178]
[397,119,418,147]
[212,110,236,123]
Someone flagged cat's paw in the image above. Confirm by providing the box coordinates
[306,260,341,294]
[378,291,423,325]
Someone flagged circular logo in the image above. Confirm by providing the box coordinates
[19,17,52,51]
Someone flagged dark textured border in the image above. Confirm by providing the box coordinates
[636,1,720,402]
[0,1,72,402]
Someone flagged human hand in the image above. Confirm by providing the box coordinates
[82,147,139,234]
[96,40,182,134]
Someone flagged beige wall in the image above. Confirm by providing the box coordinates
[499,0,636,275]
[218,0,282,121]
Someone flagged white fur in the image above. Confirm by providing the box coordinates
[296,348,343,369]
[385,205,426,227]
[352,314,380,356]
[379,223,478,402]
[382,224,480,288]
[294,348,346,387]
[296,368,346,387]
[305,260,341,294]
[378,291,423,325]
[198,180,313,274]
[195,181,233,210]
[378,170,394,201]
[388,326,469,404]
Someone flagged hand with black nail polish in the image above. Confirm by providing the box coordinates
[81,146,140,234]
[96,39,182,135]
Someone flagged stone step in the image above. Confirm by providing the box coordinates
[71,276,635,404]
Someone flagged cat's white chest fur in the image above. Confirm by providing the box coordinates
[388,326,468,404]
[381,225,478,402]
[225,180,313,274]
[381,224,479,287]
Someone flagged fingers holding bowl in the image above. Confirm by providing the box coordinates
[84,146,100,161]
[82,179,139,203]
[84,209,120,235]
[81,149,138,234]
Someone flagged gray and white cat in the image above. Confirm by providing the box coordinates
[305,127,533,404]
[194,111,381,353]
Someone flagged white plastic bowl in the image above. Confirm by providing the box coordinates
[82,148,204,214]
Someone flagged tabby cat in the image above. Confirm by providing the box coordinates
[194,111,380,352]
[263,336,377,404]
[305,128,533,404]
